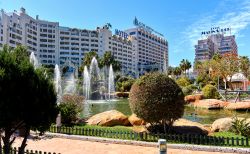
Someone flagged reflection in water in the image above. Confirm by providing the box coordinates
[82,99,250,124]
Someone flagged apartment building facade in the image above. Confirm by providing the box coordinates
[125,27,168,76]
[195,33,238,62]
[0,8,168,77]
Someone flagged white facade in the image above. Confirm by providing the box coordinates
[0,8,169,77]
[59,27,99,66]
[125,28,168,76]
[0,8,59,65]
[111,35,137,75]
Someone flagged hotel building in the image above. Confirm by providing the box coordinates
[125,27,168,76]
[0,8,168,77]
[195,33,238,62]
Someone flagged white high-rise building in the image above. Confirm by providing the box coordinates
[125,17,168,76]
[0,8,168,77]
[0,8,59,65]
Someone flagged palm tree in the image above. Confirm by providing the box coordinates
[173,67,182,77]
[105,23,112,29]
[167,66,174,76]
[239,56,250,79]
[179,59,192,76]
[99,51,121,72]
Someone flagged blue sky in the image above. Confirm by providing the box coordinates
[1,0,250,67]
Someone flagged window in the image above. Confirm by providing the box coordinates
[130,32,136,35]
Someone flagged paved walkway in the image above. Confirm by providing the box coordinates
[13,137,234,154]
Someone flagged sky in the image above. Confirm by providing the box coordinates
[1,0,250,67]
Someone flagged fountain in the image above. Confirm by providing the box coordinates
[54,64,62,104]
[89,57,103,100]
[54,64,63,127]
[29,52,40,69]
[108,65,115,100]
[83,57,116,101]
[83,66,90,100]
[63,72,77,95]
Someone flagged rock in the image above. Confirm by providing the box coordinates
[86,110,130,126]
[173,118,209,135]
[225,101,250,110]
[211,117,250,132]
[185,94,203,103]
[132,126,148,133]
[211,118,233,132]
[128,114,145,126]
[193,99,229,109]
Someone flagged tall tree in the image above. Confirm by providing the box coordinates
[79,51,99,73]
[99,51,121,72]
[83,51,99,67]
[0,46,58,154]
[210,53,239,89]
[167,66,174,76]
[173,67,182,77]
[80,51,121,73]
[239,56,250,79]
[179,59,192,76]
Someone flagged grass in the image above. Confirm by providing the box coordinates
[49,125,250,147]
[74,124,133,132]
[212,131,246,139]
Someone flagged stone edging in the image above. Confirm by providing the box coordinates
[45,132,250,154]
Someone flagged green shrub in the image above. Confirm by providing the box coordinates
[116,76,135,92]
[202,84,220,99]
[196,74,209,88]
[59,95,83,126]
[230,117,250,137]
[182,87,193,96]
[182,84,198,96]
[122,79,135,92]
[129,73,185,127]
[176,77,191,87]
[116,92,129,98]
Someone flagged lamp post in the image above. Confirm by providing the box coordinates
[158,139,167,154]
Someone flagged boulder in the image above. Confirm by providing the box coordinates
[211,118,233,132]
[193,99,229,109]
[128,114,145,126]
[185,94,203,103]
[86,110,130,126]
[211,117,250,132]
[225,101,250,110]
[132,126,148,133]
[173,118,209,135]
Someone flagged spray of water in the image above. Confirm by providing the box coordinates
[29,52,40,69]
[83,66,90,100]
[54,64,62,104]
[63,72,76,94]
[108,65,115,100]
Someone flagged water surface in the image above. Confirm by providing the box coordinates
[82,99,250,124]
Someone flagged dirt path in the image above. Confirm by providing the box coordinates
[13,137,233,154]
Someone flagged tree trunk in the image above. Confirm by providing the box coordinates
[2,131,11,154]
[0,132,2,154]
[18,127,30,154]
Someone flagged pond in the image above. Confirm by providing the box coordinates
[82,99,250,124]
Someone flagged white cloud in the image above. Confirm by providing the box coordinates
[183,0,250,49]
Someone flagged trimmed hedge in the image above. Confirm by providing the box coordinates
[202,84,220,99]
[129,73,185,126]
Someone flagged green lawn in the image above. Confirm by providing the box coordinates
[74,125,133,132]
[212,131,246,138]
